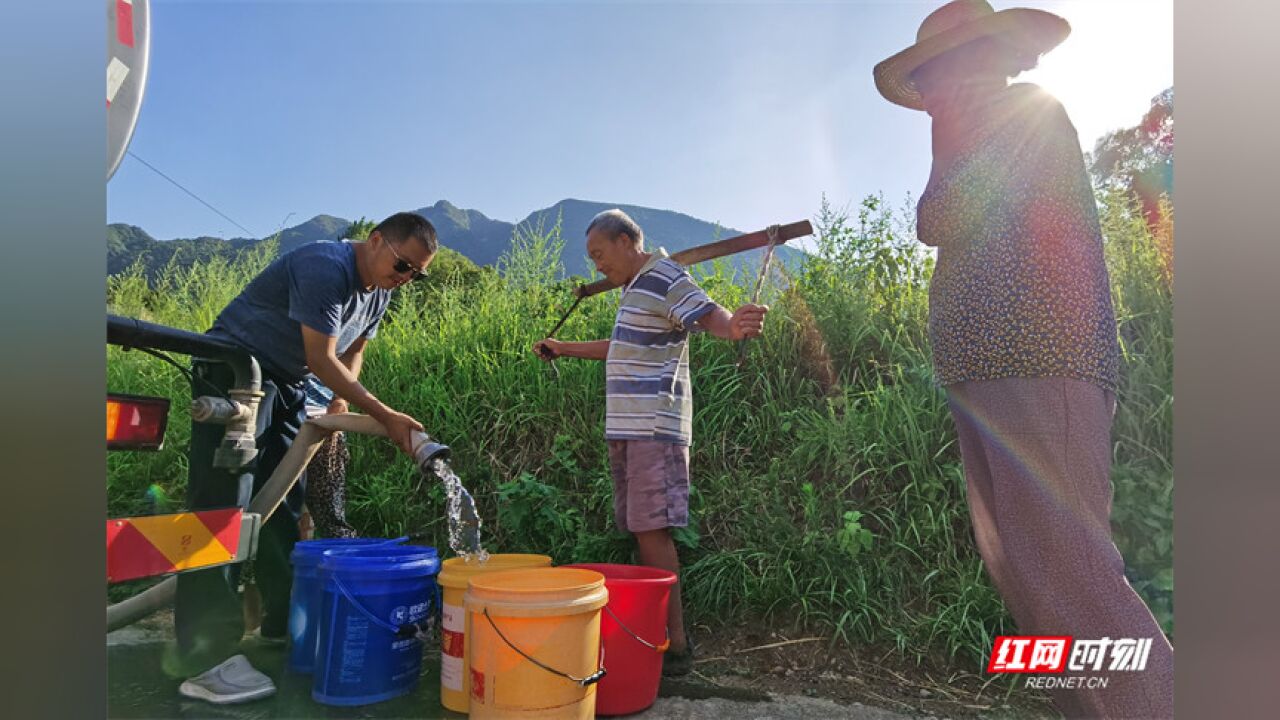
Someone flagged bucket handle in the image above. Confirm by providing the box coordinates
[331,574,439,642]
[481,607,607,687]
[603,604,670,653]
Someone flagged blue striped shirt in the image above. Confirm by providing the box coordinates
[605,249,716,445]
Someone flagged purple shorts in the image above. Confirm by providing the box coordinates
[606,439,690,533]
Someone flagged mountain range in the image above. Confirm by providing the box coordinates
[108,199,806,281]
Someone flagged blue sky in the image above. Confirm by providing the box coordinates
[107,1,1173,245]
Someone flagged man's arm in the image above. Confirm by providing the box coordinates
[339,336,368,378]
[663,266,768,342]
[325,336,368,414]
[695,303,769,341]
[301,326,423,455]
[532,338,610,361]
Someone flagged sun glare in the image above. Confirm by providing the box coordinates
[1019,1,1173,148]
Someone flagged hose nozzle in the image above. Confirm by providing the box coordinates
[410,430,451,472]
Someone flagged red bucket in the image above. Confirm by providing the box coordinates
[564,563,676,715]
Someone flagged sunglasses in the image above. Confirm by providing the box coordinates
[386,240,427,280]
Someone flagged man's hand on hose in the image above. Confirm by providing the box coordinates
[380,410,425,456]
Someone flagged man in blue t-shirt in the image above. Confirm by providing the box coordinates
[175,212,437,704]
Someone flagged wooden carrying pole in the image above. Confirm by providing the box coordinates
[537,218,813,361]
[571,219,813,299]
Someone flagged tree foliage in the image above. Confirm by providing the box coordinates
[345,216,377,241]
[1089,87,1173,230]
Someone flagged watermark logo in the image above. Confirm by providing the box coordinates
[988,636,1153,682]
[1070,637,1153,673]
[987,636,1071,673]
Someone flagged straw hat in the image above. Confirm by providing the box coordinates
[873,0,1070,110]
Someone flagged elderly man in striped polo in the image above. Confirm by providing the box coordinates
[533,208,768,675]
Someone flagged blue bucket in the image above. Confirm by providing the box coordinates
[288,537,405,673]
[313,544,441,706]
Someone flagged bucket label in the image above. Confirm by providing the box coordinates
[441,601,465,691]
[442,601,464,633]
[391,605,409,625]
[471,668,485,703]
[442,628,465,657]
[441,630,465,690]
[338,616,369,684]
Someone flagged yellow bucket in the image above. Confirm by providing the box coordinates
[437,554,552,713]
[464,568,608,719]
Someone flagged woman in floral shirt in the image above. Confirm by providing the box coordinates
[874,3,1172,717]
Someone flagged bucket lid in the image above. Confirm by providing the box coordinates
[464,568,608,618]
[290,537,404,568]
[437,553,552,589]
[319,544,440,576]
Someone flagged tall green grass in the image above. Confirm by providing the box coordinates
[106,191,1173,678]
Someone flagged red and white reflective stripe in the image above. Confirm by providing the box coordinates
[106,508,245,583]
[116,0,136,48]
[107,56,130,106]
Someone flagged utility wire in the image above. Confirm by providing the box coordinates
[126,150,257,237]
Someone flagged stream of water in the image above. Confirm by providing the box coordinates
[428,457,489,564]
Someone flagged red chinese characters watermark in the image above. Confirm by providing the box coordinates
[988,636,1154,674]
